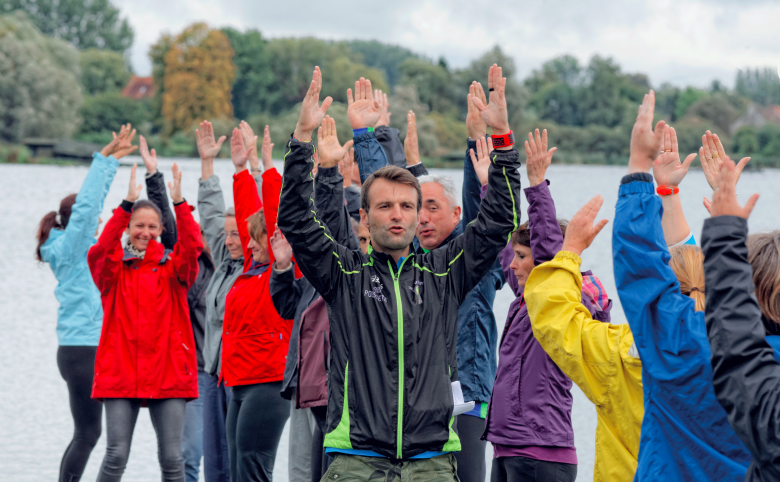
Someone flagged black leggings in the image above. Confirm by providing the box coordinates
[454,414,487,482]
[226,381,289,482]
[491,456,577,482]
[57,346,103,482]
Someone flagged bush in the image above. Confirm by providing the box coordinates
[79,93,149,134]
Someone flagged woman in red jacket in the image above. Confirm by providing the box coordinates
[88,162,203,482]
[222,127,293,481]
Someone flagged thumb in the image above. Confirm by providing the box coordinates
[215,136,226,149]
[743,193,760,218]
[320,96,333,115]
[703,197,712,215]
[682,153,697,170]
[168,182,173,190]
[151,148,156,158]
[592,219,609,239]
[471,95,487,112]
[736,157,750,173]
[343,139,354,151]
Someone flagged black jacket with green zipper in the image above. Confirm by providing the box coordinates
[278,136,522,460]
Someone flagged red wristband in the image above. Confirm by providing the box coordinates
[656,186,679,196]
[491,131,515,148]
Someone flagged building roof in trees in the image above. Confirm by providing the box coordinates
[730,103,780,134]
[122,75,155,100]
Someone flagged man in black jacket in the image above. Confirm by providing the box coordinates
[702,158,774,481]
[278,64,521,479]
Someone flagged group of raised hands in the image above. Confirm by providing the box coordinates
[560,89,760,258]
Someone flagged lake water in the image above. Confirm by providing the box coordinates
[3,157,779,481]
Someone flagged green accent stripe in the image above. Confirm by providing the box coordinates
[323,362,352,449]
[502,165,518,243]
[410,249,463,277]
[389,258,409,459]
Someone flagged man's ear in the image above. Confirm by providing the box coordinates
[453,205,462,222]
[360,208,369,230]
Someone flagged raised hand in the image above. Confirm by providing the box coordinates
[239,120,260,171]
[375,89,391,127]
[525,129,556,187]
[561,195,609,256]
[347,78,381,130]
[469,136,493,187]
[294,66,332,143]
[708,158,759,219]
[652,126,697,188]
[261,125,274,172]
[470,64,510,138]
[100,123,125,157]
[126,163,143,203]
[700,130,750,190]
[230,128,254,172]
[629,90,666,174]
[466,81,488,140]
[167,163,183,204]
[338,148,355,189]
[139,135,157,174]
[270,225,293,270]
[317,115,354,168]
[404,111,421,167]
[196,120,227,163]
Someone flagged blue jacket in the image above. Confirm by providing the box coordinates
[354,132,504,403]
[40,152,118,346]
[612,174,751,481]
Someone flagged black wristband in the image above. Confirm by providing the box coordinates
[173,199,186,206]
[120,200,134,213]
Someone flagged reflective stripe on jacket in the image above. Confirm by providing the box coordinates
[525,251,643,481]
[88,201,202,399]
[41,152,118,346]
[614,175,751,480]
[278,137,522,459]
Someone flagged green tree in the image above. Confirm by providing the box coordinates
[162,23,236,134]
[222,28,274,120]
[80,48,130,95]
[149,33,172,133]
[79,92,147,134]
[732,126,759,155]
[758,123,780,156]
[0,0,133,52]
[0,11,82,142]
[674,87,708,120]
[347,40,419,87]
[736,68,780,106]
[399,57,458,115]
[684,93,745,133]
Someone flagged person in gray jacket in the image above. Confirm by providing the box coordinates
[701,157,777,482]
[196,120,265,482]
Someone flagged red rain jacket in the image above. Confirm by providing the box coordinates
[88,202,202,400]
[221,169,295,386]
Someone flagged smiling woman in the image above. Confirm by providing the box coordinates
[125,200,163,253]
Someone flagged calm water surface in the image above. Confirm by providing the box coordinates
[3,157,779,481]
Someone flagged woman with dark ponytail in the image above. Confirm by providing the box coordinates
[36,124,137,482]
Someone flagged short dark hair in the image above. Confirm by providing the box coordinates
[511,219,568,248]
[360,166,422,213]
[130,200,163,225]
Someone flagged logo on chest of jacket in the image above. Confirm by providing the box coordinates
[408,281,423,304]
[365,275,387,302]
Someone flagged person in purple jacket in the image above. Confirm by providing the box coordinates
[482,129,612,482]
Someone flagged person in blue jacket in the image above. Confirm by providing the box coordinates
[35,124,137,482]
[612,92,751,480]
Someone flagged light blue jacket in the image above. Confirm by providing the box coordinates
[613,174,751,481]
[41,152,118,346]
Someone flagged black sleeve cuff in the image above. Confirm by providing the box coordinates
[173,199,186,206]
[407,163,428,178]
[120,200,134,213]
[620,173,653,185]
[316,166,340,179]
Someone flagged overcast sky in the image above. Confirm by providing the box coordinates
[119,0,779,88]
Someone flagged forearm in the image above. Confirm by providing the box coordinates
[269,268,299,320]
[146,171,177,250]
[201,158,214,181]
[65,153,118,252]
[374,125,406,168]
[316,167,357,249]
[173,202,204,287]
[526,181,563,265]
[232,169,262,254]
[660,193,691,246]
[261,168,282,264]
[462,137,484,225]
[703,215,780,459]
[198,176,227,250]
[353,131,390,184]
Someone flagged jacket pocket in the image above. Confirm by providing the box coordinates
[509,355,523,416]
[234,331,287,381]
[163,330,192,390]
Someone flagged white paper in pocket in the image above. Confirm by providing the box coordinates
[451,381,475,417]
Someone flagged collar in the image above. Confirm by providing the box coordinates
[244,259,270,277]
[123,239,169,264]
[368,242,415,270]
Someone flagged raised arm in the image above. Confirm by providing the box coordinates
[525,196,628,405]
[403,110,428,178]
[435,64,522,302]
[269,227,304,319]
[701,131,750,215]
[167,164,203,287]
[462,81,488,225]
[88,162,143,294]
[196,120,230,259]
[279,67,359,303]
[229,128,262,271]
[702,160,777,471]
[523,129,562,265]
[349,78,389,183]
[316,129,359,250]
[140,135,177,251]
[373,89,407,168]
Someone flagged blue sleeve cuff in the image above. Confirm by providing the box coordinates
[353,130,378,144]
[620,172,653,185]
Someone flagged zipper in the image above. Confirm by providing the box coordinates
[389,257,409,459]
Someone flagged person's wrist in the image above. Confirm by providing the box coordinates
[146,168,157,175]
[293,124,313,143]
[528,176,544,187]
[561,242,583,256]
[234,163,248,173]
[172,196,184,204]
[275,259,292,271]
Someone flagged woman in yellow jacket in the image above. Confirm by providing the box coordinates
[524,194,643,482]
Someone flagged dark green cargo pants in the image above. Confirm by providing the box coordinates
[321,453,460,481]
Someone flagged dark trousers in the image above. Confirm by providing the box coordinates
[491,456,577,482]
[57,346,103,482]
[226,382,289,482]
[203,374,232,482]
[183,371,208,482]
[310,406,330,482]
[454,414,487,482]
[97,398,186,482]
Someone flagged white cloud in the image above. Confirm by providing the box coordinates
[119,0,779,88]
